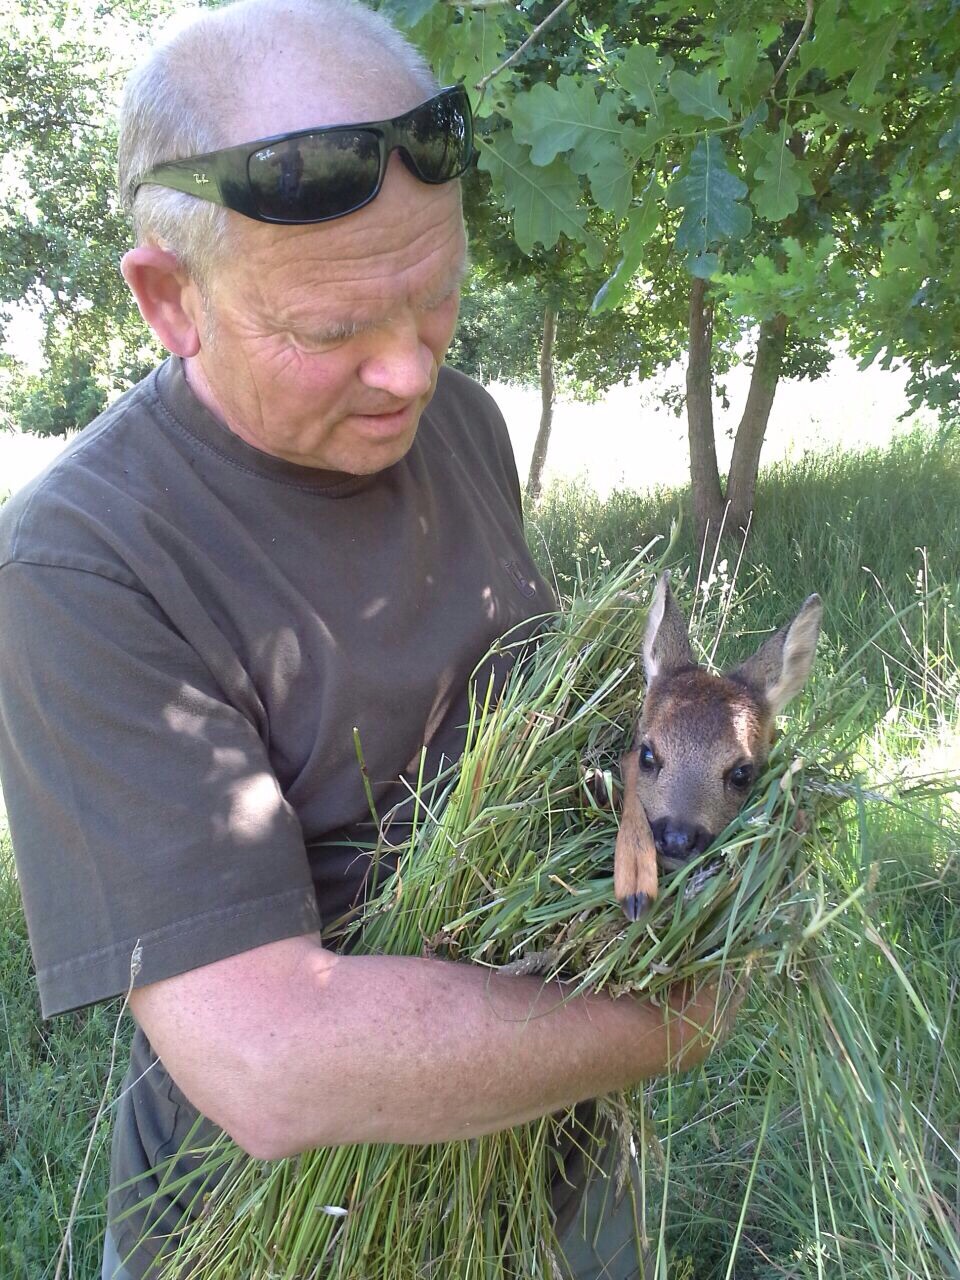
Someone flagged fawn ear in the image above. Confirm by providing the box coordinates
[643,572,694,684]
[731,594,823,716]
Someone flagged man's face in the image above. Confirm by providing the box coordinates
[187,157,467,475]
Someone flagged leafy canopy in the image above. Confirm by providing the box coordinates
[383,0,960,417]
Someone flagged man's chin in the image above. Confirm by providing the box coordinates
[329,417,422,476]
[335,404,424,471]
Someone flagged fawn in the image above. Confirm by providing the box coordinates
[614,572,822,920]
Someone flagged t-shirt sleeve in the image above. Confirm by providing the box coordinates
[0,561,321,1018]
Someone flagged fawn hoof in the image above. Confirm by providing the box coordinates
[619,892,649,922]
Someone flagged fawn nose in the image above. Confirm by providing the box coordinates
[651,819,714,863]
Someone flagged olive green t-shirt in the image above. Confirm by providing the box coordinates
[0,358,552,1277]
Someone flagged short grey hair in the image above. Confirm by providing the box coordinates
[118,0,437,287]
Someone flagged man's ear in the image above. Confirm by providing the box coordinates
[121,246,205,358]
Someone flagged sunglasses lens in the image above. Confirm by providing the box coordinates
[249,130,381,221]
[401,90,473,183]
[242,89,472,223]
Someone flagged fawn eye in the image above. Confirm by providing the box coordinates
[638,743,657,771]
[729,763,755,791]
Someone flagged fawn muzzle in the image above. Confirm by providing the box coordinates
[650,818,715,866]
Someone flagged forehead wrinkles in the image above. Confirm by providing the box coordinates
[311,216,466,298]
[231,187,466,319]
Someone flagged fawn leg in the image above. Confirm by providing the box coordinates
[614,749,658,921]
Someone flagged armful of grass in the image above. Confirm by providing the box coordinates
[129,930,729,1161]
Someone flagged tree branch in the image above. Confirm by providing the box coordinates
[770,0,815,93]
[475,0,578,94]
[812,130,855,198]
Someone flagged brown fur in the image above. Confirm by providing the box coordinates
[614,574,822,920]
[634,669,772,868]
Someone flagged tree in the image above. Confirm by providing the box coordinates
[0,0,168,433]
[384,0,960,546]
[449,184,679,502]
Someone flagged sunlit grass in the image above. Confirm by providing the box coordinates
[530,424,960,697]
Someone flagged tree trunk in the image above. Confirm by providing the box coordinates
[686,278,725,552]
[725,313,789,534]
[525,304,558,506]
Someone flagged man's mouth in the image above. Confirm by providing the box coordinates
[352,402,419,435]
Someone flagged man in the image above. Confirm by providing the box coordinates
[0,2,728,1277]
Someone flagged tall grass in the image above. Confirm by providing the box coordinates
[0,826,128,1279]
[645,705,960,1276]
[138,547,958,1280]
[1,426,958,1278]
[531,425,959,697]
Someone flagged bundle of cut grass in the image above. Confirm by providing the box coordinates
[144,550,958,1279]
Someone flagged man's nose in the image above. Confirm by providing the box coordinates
[359,318,435,401]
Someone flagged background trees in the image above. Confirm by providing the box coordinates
[0,0,165,433]
[2,0,958,547]
[386,0,960,543]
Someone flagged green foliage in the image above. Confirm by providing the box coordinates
[511,77,624,167]
[4,357,107,437]
[749,123,815,222]
[447,273,543,387]
[6,0,956,454]
[715,236,857,334]
[388,0,960,422]
[591,176,663,313]
[0,0,170,435]
[448,262,676,400]
[436,6,506,95]
[667,67,732,123]
[477,136,589,255]
[665,135,752,278]
[617,44,673,116]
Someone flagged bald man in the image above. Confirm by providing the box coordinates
[0,3,725,1277]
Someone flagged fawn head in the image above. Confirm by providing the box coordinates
[614,573,822,920]
[638,572,822,867]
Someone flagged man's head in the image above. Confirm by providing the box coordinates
[118,0,469,474]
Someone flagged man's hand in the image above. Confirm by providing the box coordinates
[664,966,752,1073]
[130,934,737,1160]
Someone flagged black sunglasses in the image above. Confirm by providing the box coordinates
[132,85,474,225]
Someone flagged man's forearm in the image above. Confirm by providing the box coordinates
[131,934,721,1159]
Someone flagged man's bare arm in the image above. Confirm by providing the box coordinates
[129,933,724,1160]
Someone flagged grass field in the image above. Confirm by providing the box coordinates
[1,423,958,1277]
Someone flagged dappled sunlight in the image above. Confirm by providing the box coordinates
[250,625,307,709]
[362,596,388,620]
[215,771,288,845]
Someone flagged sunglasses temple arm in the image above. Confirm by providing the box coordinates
[133,160,228,207]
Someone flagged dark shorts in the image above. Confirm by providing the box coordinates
[103,1108,650,1280]
[552,1104,652,1280]
[101,1227,134,1280]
